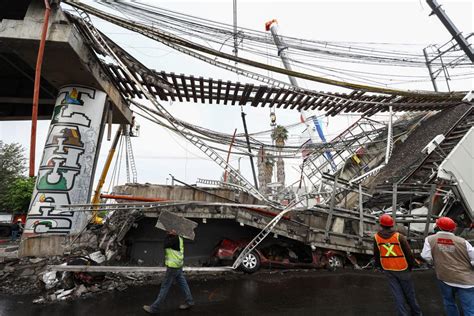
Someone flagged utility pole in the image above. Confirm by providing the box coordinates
[233,0,238,58]
[422,48,439,92]
[426,0,474,63]
[265,19,335,188]
[241,112,259,190]
[265,20,327,146]
[232,1,258,189]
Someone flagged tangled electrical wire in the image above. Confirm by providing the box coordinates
[99,1,473,88]
[130,99,413,161]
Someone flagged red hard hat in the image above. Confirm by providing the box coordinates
[436,217,457,232]
[379,214,394,227]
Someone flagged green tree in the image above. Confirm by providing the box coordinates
[2,177,35,213]
[0,141,30,213]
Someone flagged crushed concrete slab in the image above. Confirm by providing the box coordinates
[156,210,198,240]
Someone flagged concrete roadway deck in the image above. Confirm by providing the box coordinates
[0,269,446,316]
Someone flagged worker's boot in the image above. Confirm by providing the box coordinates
[179,303,194,310]
[143,305,159,314]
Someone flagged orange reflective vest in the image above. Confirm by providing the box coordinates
[374,232,408,271]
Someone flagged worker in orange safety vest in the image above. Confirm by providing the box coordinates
[374,214,422,316]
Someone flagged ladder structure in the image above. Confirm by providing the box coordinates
[302,117,385,201]
[232,203,298,269]
[124,133,138,183]
[72,9,280,208]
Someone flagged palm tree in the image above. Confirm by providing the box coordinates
[264,157,274,189]
[271,125,289,148]
[271,125,288,185]
[257,147,273,195]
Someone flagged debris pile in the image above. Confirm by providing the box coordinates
[371,103,472,186]
[0,210,146,302]
[0,256,62,295]
[31,266,154,304]
[0,249,156,302]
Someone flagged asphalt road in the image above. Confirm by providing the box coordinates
[0,269,446,316]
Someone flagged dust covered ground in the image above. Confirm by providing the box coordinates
[0,269,446,316]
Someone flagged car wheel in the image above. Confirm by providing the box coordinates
[239,251,261,273]
[327,255,344,270]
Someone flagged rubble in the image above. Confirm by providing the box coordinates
[0,249,235,304]
[0,209,230,304]
[0,203,195,303]
[371,103,472,186]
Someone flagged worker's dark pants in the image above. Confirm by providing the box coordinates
[438,280,474,316]
[150,267,194,312]
[11,230,19,241]
[384,270,423,316]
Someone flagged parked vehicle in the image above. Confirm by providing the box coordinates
[211,238,347,273]
[0,213,13,224]
[0,223,12,239]
[0,215,26,241]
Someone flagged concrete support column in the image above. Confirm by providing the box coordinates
[21,85,107,255]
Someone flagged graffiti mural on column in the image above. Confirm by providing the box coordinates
[24,86,107,235]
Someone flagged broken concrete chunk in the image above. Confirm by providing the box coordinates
[57,288,74,300]
[29,258,46,264]
[74,284,88,297]
[32,297,45,304]
[87,251,106,264]
[105,250,116,261]
[20,268,35,277]
[156,210,198,240]
[116,284,128,291]
[43,271,59,290]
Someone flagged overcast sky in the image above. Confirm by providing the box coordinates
[0,0,472,193]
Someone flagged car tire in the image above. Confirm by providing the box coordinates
[327,255,344,270]
[239,251,261,273]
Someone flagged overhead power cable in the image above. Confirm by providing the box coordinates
[65,1,466,99]
[101,1,470,66]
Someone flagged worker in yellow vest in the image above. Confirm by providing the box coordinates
[374,214,422,316]
[143,229,194,314]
